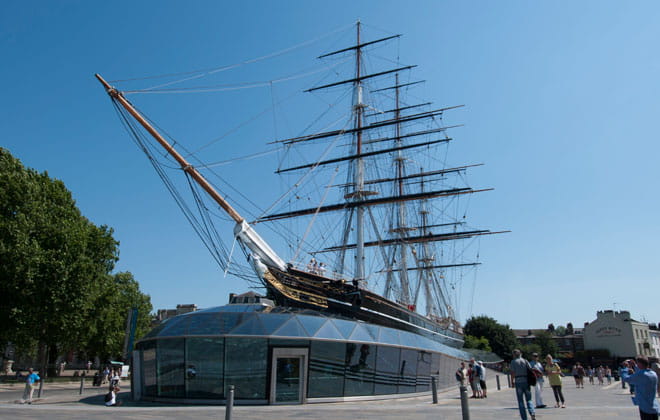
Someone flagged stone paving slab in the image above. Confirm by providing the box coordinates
[0,378,648,420]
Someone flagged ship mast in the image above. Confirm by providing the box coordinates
[354,21,366,285]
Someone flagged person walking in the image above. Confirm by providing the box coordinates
[456,361,468,387]
[621,356,659,420]
[576,362,586,388]
[510,349,536,420]
[605,366,612,385]
[21,368,40,404]
[545,354,565,408]
[478,361,488,398]
[529,353,546,408]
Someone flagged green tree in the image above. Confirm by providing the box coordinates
[534,331,559,358]
[463,335,492,352]
[520,343,542,359]
[464,315,518,359]
[0,148,151,374]
[82,272,152,361]
[554,326,567,336]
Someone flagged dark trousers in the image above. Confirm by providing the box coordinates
[640,409,659,420]
[551,385,564,403]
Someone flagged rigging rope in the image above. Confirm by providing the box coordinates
[110,23,354,90]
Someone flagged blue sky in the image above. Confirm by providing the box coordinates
[2,1,659,329]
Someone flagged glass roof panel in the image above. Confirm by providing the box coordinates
[348,323,376,343]
[330,318,357,339]
[272,317,308,338]
[313,319,344,340]
[378,327,401,346]
[260,313,292,335]
[160,314,192,336]
[296,315,327,336]
[229,313,266,335]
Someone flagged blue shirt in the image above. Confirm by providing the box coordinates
[26,373,40,385]
[622,367,659,414]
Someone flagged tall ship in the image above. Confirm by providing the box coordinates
[97,22,504,350]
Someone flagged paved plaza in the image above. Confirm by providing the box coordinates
[0,378,646,419]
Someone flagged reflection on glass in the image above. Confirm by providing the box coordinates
[142,341,157,397]
[275,357,301,402]
[399,349,417,393]
[157,338,185,397]
[374,345,400,395]
[186,337,224,398]
[309,341,345,397]
[416,351,432,392]
[344,343,376,396]
[225,338,267,399]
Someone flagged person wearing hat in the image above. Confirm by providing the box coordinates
[529,353,546,409]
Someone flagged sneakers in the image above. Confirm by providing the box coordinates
[531,415,536,420]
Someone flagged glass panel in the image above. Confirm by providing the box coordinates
[399,348,417,393]
[378,328,401,346]
[157,338,185,397]
[313,320,344,340]
[374,345,400,395]
[349,323,376,342]
[344,342,376,396]
[185,337,224,399]
[308,341,346,397]
[229,314,266,335]
[331,318,356,339]
[160,316,192,336]
[297,315,327,336]
[416,351,432,392]
[260,314,291,334]
[275,357,301,403]
[142,340,157,397]
[273,317,308,338]
[225,338,267,400]
[187,313,221,335]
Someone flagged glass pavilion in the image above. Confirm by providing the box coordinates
[132,299,496,405]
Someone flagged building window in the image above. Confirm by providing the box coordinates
[225,337,267,400]
[636,330,640,339]
[185,337,224,399]
[157,338,185,398]
[374,345,400,395]
[308,341,346,398]
[344,342,376,396]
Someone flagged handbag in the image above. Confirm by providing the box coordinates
[526,365,537,386]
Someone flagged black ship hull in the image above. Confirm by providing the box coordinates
[262,266,464,348]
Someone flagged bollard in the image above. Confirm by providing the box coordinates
[507,374,512,388]
[37,379,44,398]
[79,376,85,395]
[496,374,501,390]
[431,376,438,404]
[459,385,471,420]
[225,385,235,420]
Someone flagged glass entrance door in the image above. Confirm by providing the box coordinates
[270,348,307,404]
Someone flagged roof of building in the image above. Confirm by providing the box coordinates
[139,304,503,363]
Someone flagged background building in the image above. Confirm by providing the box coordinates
[583,310,651,359]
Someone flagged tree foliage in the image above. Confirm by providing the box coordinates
[464,315,518,360]
[533,330,558,358]
[463,335,492,352]
[0,148,152,372]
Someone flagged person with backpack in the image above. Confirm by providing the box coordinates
[510,349,536,420]
[455,361,468,387]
